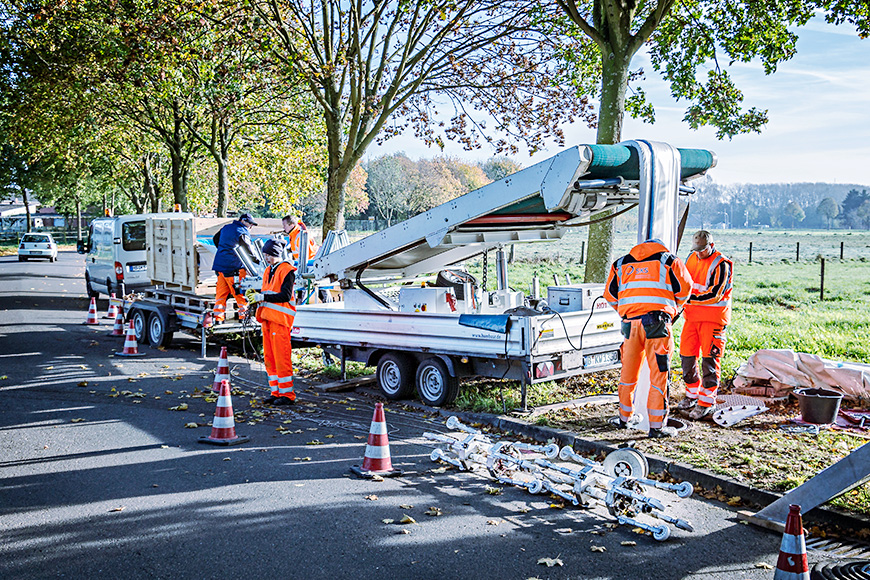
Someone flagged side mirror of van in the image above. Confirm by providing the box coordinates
[76,240,88,254]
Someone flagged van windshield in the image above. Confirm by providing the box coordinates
[122,221,146,251]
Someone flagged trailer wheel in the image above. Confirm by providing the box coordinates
[148,311,174,348]
[130,308,148,344]
[376,353,415,400]
[416,357,459,407]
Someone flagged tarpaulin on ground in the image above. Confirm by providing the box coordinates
[732,349,870,403]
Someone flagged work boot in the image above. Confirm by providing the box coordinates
[273,396,296,406]
[675,397,697,412]
[688,404,715,421]
[648,425,678,439]
[263,395,279,404]
[608,416,628,430]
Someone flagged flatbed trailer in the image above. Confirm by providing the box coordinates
[279,140,716,408]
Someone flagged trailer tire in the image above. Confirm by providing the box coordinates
[147,311,174,348]
[416,357,459,407]
[376,353,415,400]
[130,308,148,344]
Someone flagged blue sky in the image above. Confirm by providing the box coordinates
[370,19,870,186]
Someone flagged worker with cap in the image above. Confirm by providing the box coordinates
[604,238,693,438]
[246,239,297,405]
[675,230,734,420]
[212,212,260,322]
[282,214,319,264]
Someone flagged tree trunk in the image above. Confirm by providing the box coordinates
[584,49,631,283]
[216,156,228,217]
[142,154,157,214]
[170,149,187,212]
[22,187,32,233]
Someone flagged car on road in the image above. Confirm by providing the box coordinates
[18,232,58,262]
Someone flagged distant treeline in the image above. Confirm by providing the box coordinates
[689,177,870,230]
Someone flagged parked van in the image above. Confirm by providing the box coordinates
[77,213,175,298]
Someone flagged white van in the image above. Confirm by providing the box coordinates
[78,213,174,298]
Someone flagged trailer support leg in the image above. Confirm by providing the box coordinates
[340,346,347,382]
[201,326,207,359]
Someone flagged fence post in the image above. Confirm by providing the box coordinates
[796,241,800,262]
[820,258,825,301]
[748,241,753,263]
[840,241,844,260]
[580,240,585,264]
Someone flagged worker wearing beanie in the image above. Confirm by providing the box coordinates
[604,238,693,438]
[675,230,733,420]
[246,239,297,405]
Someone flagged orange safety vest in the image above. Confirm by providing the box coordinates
[604,240,693,320]
[255,262,297,327]
[288,225,318,262]
[684,247,733,325]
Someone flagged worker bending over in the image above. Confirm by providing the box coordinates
[246,240,297,406]
[605,239,693,438]
[212,212,259,322]
[282,215,318,264]
[675,230,733,420]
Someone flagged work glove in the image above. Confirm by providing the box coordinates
[244,289,263,304]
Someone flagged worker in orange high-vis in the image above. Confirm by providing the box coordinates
[282,214,318,264]
[675,230,734,421]
[246,239,297,406]
[604,238,694,438]
[212,212,259,322]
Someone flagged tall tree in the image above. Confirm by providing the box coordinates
[556,0,870,281]
[254,0,593,239]
[783,201,806,228]
[817,197,840,229]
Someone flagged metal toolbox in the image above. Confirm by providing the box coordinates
[547,284,608,313]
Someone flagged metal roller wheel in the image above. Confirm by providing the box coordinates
[675,481,694,499]
[652,525,671,542]
[542,443,560,459]
[527,479,543,494]
[603,448,649,479]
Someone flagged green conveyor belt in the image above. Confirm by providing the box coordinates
[588,144,715,180]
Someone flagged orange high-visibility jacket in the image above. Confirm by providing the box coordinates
[604,240,693,320]
[256,262,297,327]
[684,247,733,325]
[288,224,318,262]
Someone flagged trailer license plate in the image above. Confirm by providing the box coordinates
[562,350,583,370]
[130,264,147,272]
[584,350,618,369]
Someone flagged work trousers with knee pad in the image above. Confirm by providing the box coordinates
[262,320,295,400]
[618,317,674,430]
[680,320,726,407]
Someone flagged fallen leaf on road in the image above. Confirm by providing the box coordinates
[537,558,563,567]
[397,529,410,535]
[486,520,501,526]
[169,404,188,411]
[354,436,366,440]
[632,527,646,535]
[382,519,395,524]
[108,506,125,512]
[371,475,384,481]
[554,528,572,535]
[325,434,335,439]
[424,507,443,516]
[429,466,450,474]
[590,546,606,553]
[620,541,636,547]
[293,457,312,461]
[549,503,564,509]
[77,381,88,387]
[365,495,379,501]
[485,486,503,495]
[222,457,231,461]
[399,504,413,509]
[282,420,293,424]
[71,418,84,423]
[306,440,323,445]
[398,515,416,525]
[346,407,356,411]
[726,496,743,506]
[755,563,774,570]
[184,423,199,429]
[604,523,618,529]
[165,390,173,394]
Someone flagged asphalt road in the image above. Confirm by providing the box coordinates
[0,250,824,579]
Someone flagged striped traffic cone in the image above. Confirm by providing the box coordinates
[774,504,810,580]
[107,307,125,337]
[115,321,146,357]
[103,293,119,319]
[199,379,249,446]
[350,403,402,478]
[212,346,230,392]
[84,297,99,325]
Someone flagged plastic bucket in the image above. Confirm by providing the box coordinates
[795,388,843,424]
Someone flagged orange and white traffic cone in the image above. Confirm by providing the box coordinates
[84,297,99,325]
[199,379,249,446]
[774,504,810,580]
[115,320,146,357]
[350,402,402,478]
[107,307,125,337]
[104,293,119,319]
[212,346,230,392]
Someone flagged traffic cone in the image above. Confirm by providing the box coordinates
[103,293,119,319]
[350,403,402,478]
[199,379,249,446]
[115,321,146,357]
[212,346,230,392]
[84,297,99,325]
[107,307,125,337]
[774,504,810,580]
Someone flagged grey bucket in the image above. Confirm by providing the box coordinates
[795,388,843,424]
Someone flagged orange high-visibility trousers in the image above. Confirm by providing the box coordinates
[618,319,674,429]
[262,319,295,400]
[215,270,248,321]
[680,320,726,407]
